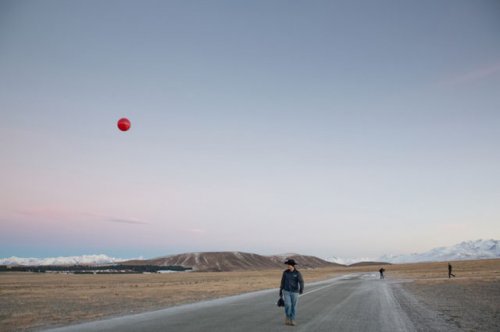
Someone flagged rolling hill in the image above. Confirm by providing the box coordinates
[123,251,340,272]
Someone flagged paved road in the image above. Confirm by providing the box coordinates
[45,273,459,332]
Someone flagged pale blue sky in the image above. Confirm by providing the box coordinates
[1,0,499,259]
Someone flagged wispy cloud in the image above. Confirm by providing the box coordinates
[81,212,149,225]
[14,208,71,219]
[108,218,149,225]
[439,62,500,87]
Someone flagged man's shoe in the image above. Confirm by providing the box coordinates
[291,320,296,326]
[285,317,291,325]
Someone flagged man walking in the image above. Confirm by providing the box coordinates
[379,267,385,279]
[279,259,304,326]
[448,263,456,278]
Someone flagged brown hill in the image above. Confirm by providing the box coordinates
[124,252,280,272]
[123,251,341,272]
[348,261,391,267]
[269,253,345,269]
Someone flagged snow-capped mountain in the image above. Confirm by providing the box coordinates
[325,239,500,265]
[0,254,129,266]
[325,256,377,265]
[379,239,499,264]
[2,239,498,266]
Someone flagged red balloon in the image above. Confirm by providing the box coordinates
[117,118,131,131]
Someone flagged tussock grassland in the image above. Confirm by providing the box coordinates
[384,259,500,331]
[1,259,498,331]
[0,268,344,331]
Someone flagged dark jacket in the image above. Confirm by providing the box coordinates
[280,269,304,295]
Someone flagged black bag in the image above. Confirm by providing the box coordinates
[277,297,285,307]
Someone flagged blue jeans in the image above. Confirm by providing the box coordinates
[283,290,299,320]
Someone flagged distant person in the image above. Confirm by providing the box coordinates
[448,263,456,278]
[279,259,304,326]
[379,267,385,279]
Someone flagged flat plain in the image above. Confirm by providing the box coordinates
[1,259,498,331]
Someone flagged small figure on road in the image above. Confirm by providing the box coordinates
[379,267,385,279]
[279,259,304,326]
[448,263,456,278]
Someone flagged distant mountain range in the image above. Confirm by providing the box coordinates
[0,251,341,271]
[1,239,498,268]
[0,254,126,266]
[377,239,499,264]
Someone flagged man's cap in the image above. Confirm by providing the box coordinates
[284,259,297,266]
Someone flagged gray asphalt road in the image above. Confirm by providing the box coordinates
[44,273,459,332]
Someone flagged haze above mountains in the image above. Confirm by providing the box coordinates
[1,239,498,268]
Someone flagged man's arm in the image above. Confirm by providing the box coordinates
[298,271,304,294]
[279,271,285,296]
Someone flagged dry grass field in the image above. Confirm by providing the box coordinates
[0,267,346,331]
[384,259,500,331]
[1,259,498,331]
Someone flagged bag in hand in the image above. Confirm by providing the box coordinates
[277,297,285,307]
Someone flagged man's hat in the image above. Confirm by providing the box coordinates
[284,259,297,266]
